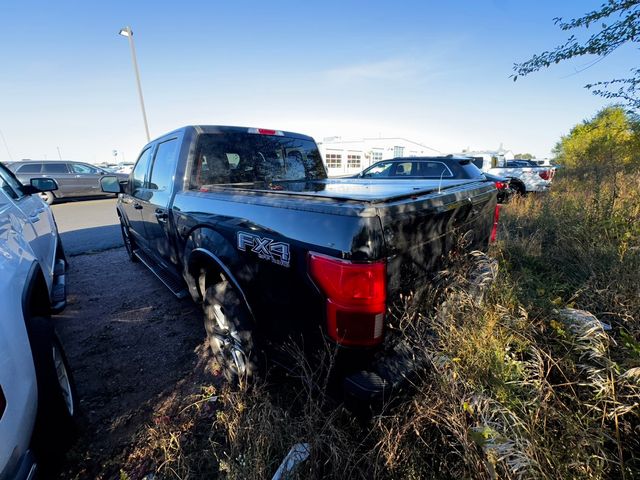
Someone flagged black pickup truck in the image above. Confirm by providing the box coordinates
[101,125,499,402]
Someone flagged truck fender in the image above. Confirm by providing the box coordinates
[182,228,256,323]
[22,262,50,320]
[115,204,129,226]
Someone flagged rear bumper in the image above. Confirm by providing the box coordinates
[342,344,420,408]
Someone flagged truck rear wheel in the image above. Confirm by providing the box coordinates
[202,277,259,385]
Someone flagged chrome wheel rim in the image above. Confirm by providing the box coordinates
[53,344,74,416]
[210,304,248,378]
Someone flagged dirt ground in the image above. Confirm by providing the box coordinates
[53,248,218,479]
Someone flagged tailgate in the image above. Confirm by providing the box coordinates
[376,181,497,295]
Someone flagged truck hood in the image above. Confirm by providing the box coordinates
[217,178,480,202]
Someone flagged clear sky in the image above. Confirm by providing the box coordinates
[0,0,636,163]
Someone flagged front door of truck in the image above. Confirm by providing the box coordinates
[121,146,154,249]
[140,136,180,268]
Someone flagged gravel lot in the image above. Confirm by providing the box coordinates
[53,247,215,479]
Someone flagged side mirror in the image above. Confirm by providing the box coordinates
[30,177,58,192]
[100,175,124,193]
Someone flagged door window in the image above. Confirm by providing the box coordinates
[148,138,178,205]
[43,163,69,174]
[393,162,413,176]
[363,162,393,177]
[71,163,100,174]
[17,163,42,174]
[131,147,153,197]
[0,163,24,200]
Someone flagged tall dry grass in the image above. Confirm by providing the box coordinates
[120,168,640,480]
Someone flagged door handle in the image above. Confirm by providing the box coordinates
[133,203,143,210]
[154,209,168,222]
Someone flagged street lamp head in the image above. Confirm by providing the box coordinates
[118,26,132,37]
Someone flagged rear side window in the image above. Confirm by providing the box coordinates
[43,163,69,174]
[148,138,179,203]
[131,148,153,195]
[18,163,42,174]
[414,161,453,178]
[190,133,325,189]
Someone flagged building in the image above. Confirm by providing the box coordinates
[318,137,441,177]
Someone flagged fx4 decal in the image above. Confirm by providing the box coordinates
[237,231,291,267]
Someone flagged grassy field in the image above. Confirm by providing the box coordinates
[118,168,640,480]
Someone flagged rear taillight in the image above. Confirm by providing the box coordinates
[495,181,506,190]
[0,386,5,420]
[539,170,551,180]
[490,204,501,243]
[309,253,386,347]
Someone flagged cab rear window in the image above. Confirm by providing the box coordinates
[18,164,42,174]
[189,133,326,190]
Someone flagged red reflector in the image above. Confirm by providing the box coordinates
[490,204,501,243]
[539,170,551,180]
[257,128,276,135]
[0,386,5,420]
[495,181,506,190]
[309,253,386,346]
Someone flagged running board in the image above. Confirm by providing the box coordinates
[133,249,189,299]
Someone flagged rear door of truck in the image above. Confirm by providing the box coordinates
[138,133,183,268]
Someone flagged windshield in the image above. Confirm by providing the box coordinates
[189,133,326,189]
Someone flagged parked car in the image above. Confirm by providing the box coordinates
[356,157,512,203]
[483,172,513,204]
[100,125,500,404]
[0,163,77,478]
[114,162,135,175]
[7,160,129,204]
[469,156,556,195]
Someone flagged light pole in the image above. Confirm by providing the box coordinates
[119,26,150,142]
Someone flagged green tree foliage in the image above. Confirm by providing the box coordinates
[514,153,535,159]
[554,106,640,170]
[513,0,640,110]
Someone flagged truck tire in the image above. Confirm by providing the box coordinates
[120,219,139,262]
[27,316,78,462]
[510,180,526,196]
[202,277,259,385]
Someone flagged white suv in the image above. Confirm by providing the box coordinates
[0,163,76,479]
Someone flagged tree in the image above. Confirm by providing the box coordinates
[513,1,640,111]
[553,106,640,170]
[515,153,535,159]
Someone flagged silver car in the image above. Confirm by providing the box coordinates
[7,160,128,204]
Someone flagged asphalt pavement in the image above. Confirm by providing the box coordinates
[51,197,122,255]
